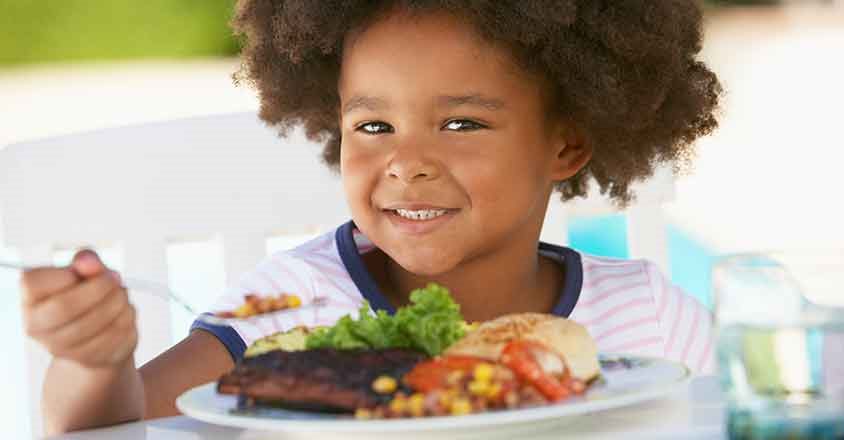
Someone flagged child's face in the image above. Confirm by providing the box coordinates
[338,10,583,276]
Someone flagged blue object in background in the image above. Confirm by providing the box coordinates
[567,214,714,309]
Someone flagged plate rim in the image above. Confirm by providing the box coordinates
[176,353,690,433]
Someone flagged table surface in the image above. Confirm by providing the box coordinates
[51,376,726,440]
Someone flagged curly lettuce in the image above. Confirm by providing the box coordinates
[305,283,465,356]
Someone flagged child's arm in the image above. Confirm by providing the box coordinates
[40,330,233,433]
[644,261,715,374]
[23,251,234,435]
[137,329,233,419]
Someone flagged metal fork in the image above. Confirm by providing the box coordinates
[0,260,327,326]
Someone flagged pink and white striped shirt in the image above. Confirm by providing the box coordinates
[194,221,714,374]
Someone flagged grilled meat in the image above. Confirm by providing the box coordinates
[217,348,428,412]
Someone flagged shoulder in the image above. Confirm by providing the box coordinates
[573,253,715,374]
[571,254,661,354]
[205,227,367,347]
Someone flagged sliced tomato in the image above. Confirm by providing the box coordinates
[500,340,572,402]
[404,355,486,393]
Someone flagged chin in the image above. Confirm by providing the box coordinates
[391,248,460,277]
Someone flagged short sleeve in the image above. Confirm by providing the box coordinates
[191,251,362,363]
[645,261,716,374]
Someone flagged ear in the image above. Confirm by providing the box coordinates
[549,123,592,181]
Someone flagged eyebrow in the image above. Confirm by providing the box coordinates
[438,94,506,111]
[342,96,388,115]
[341,93,506,115]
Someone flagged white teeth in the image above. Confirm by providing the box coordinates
[395,208,448,220]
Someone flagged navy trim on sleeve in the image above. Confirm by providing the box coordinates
[191,315,247,363]
[540,242,583,318]
[336,220,583,318]
[336,221,397,314]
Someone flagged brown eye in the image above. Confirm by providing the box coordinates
[443,119,486,131]
[357,121,394,134]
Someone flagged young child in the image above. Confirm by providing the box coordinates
[20,0,721,434]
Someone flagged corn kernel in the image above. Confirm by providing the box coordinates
[461,321,480,332]
[486,382,502,398]
[372,375,398,394]
[468,380,490,396]
[438,388,458,407]
[408,393,425,417]
[233,303,254,318]
[473,363,494,382]
[286,295,302,308]
[389,395,407,414]
[450,398,472,416]
[355,408,372,419]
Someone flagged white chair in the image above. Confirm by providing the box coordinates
[0,111,674,437]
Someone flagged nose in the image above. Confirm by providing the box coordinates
[386,144,441,183]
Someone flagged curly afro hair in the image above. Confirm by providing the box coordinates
[231,0,722,204]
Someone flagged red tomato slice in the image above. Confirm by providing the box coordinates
[500,340,573,402]
[404,355,486,393]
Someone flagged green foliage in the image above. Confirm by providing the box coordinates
[0,0,785,66]
[306,283,466,357]
[0,0,239,66]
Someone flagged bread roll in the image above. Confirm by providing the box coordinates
[444,313,600,381]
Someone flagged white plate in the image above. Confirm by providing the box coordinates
[177,354,690,439]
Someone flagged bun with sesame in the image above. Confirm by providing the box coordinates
[444,313,600,382]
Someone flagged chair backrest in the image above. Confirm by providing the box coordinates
[0,111,673,437]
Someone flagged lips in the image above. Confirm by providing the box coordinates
[382,202,455,211]
[380,203,460,234]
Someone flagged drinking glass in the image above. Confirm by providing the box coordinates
[713,251,844,440]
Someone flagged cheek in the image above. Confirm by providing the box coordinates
[340,143,379,213]
[453,147,543,208]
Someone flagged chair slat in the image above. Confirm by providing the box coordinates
[121,237,173,365]
[626,203,671,274]
[219,230,268,287]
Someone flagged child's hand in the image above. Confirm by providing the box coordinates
[21,250,138,368]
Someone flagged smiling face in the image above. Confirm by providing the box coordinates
[338,10,585,277]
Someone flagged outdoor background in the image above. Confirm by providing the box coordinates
[1,0,843,437]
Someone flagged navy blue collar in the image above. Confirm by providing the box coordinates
[335,221,582,317]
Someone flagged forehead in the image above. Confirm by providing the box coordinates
[338,10,541,104]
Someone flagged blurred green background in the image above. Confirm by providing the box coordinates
[0,0,239,66]
[0,0,783,67]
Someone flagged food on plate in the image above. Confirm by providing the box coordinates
[217,284,464,410]
[216,284,601,419]
[359,313,600,418]
[217,348,427,412]
[243,326,315,357]
[444,313,600,383]
[214,293,303,319]
[306,283,466,356]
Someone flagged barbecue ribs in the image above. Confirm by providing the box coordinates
[217,348,428,412]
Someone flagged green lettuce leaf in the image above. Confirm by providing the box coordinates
[304,283,465,356]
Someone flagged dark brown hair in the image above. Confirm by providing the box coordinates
[232,0,721,204]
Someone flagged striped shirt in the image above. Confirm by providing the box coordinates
[193,221,714,374]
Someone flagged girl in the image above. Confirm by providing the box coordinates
[21,0,721,434]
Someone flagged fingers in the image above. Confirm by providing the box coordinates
[20,249,109,306]
[24,271,120,335]
[71,249,108,279]
[19,248,139,368]
[20,267,79,306]
[60,305,138,367]
[45,286,130,352]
